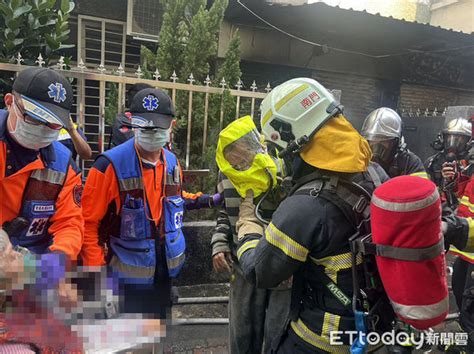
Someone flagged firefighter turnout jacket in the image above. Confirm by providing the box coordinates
[237,162,389,353]
[387,149,428,179]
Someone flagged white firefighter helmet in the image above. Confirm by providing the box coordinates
[260,78,342,155]
[361,107,402,141]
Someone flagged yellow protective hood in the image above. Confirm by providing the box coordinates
[216,116,277,198]
[300,114,372,173]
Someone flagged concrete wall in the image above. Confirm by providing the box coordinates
[218,21,399,81]
[430,0,474,34]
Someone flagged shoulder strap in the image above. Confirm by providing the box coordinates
[292,177,371,228]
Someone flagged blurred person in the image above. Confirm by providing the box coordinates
[213,116,291,354]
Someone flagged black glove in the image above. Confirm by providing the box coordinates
[2,217,29,237]
[442,214,469,251]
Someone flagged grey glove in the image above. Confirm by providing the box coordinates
[442,214,469,251]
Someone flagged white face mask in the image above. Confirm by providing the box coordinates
[10,102,60,150]
[135,128,170,152]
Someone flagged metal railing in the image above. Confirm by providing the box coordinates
[0,55,269,172]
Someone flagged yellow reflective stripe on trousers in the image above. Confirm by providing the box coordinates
[291,318,350,353]
[265,223,308,262]
[466,217,474,252]
[237,239,259,260]
[310,252,363,283]
[409,171,429,179]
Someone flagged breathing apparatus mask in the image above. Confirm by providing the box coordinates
[367,137,399,169]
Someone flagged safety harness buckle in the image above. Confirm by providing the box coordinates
[353,196,368,214]
[309,180,324,197]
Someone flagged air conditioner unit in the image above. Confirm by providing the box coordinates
[127,0,162,42]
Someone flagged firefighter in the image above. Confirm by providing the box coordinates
[426,114,473,190]
[361,107,428,178]
[81,87,220,319]
[428,118,473,209]
[443,184,474,353]
[235,78,391,353]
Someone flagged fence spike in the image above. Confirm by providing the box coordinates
[98,62,106,75]
[204,75,211,87]
[153,69,161,81]
[135,65,143,78]
[442,107,447,116]
[171,70,178,83]
[433,107,438,117]
[56,56,66,70]
[416,109,421,117]
[265,82,272,93]
[117,63,125,76]
[408,108,413,117]
[35,54,45,67]
[235,78,243,90]
[15,53,24,65]
[77,58,86,71]
[219,78,227,89]
[250,80,257,92]
[424,108,429,116]
[187,73,195,85]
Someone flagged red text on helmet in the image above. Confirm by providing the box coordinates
[300,91,320,109]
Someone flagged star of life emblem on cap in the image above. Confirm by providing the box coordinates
[143,95,159,111]
[48,83,67,103]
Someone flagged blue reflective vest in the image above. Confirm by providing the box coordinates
[102,138,186,283]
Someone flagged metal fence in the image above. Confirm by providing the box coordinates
[0,55,268,174]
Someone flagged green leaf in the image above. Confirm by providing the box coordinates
[67,1,75,14]
[13,38,24,46]
[46,0,56,9]
[0,3,14,18]
[60,0,68,14]
[58,43,74,50]
[13,4,32,18]
[11,0,22,10]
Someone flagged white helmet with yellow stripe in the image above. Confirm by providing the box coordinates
[260,78,343,157]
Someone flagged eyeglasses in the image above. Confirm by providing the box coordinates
[13,97,63,131]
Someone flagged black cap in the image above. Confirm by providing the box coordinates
[126,88,175,129]
[13,67,73,128]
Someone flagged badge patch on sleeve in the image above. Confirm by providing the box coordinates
[73,185,83,207]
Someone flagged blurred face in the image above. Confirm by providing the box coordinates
[224,142,257,171]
